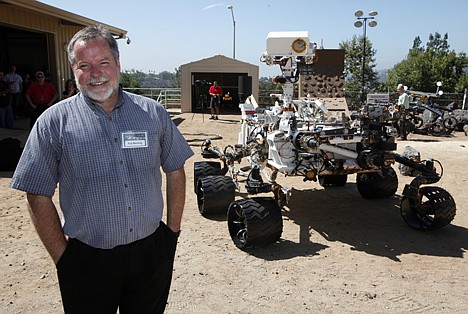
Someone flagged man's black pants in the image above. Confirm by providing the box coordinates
[56,222,178,314]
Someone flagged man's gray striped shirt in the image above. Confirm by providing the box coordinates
[11,90,193,249]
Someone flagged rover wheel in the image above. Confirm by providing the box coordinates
[197,175,235,216]
[400,186,456,230]
[193,161,225,193]
[443,117,457,130]
[356,167,398,199]
[428,121,445,136]
[227,197,283,249]
[318,174,348,187]
[456,122,465,132]
[411,116,424,129]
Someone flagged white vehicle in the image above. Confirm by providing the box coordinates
[194,32,457,250]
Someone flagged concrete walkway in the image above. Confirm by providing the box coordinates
[0,117,30,145]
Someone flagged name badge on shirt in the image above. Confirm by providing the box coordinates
[122,131,148,148]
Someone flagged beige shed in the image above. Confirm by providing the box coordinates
[180,55,259,113]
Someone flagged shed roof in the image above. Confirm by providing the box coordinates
[181,55,258,69]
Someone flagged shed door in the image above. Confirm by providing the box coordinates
[0,25,51,83]
[191,72,248,113]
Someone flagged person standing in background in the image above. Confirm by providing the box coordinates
[62,79,78,99]
[22,73,32,117]
[5,65,23,118]
[0,70,14,129]
[397,83,410,140]
[25,71,58,129]
[208,81,223,120]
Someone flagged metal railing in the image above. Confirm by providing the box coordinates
[122,88,465,111]
[123,88,181,107]
[344,90,465,109]
[156,89,181,107]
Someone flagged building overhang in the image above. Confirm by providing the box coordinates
[0,0,128,39]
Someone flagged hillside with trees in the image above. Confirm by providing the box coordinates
[120,33,467,106]
[386,32,468,93]
[120,68,180,88]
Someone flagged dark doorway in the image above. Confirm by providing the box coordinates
[0,25,50,82]
[191,72,248,113]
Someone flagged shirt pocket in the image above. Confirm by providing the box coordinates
[63,133,114,179]
[124,131,161,172]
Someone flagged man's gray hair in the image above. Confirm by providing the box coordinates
[67,25,119,64]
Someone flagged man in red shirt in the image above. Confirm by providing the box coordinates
[25,71,59,129]
[208,81,223,120]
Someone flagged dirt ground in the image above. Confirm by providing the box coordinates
[1,112,467,313]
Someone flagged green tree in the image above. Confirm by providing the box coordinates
[119,69,179,89]
[456,71,468,93]
[339,34,379,100]
[120,69,141,89]
[386,32,468,93]
[174,67,181,87]
[259,76,281,91]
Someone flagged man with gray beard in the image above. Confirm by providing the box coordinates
[11,25,193,313]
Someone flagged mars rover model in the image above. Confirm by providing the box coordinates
[406,84,458,136]
[193,31,457,250]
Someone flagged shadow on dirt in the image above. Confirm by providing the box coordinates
[214,118,240,125]
[182,133,224,147]
[249,183,467,262]
[171,117,185,126]
[406,138,441,143]
[0,171,14,179]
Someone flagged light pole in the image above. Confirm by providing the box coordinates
[354,10,378,104]
[227,4,236,59]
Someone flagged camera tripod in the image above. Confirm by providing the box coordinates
[192,81,210,122]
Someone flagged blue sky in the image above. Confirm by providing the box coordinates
[40,0,468,78]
